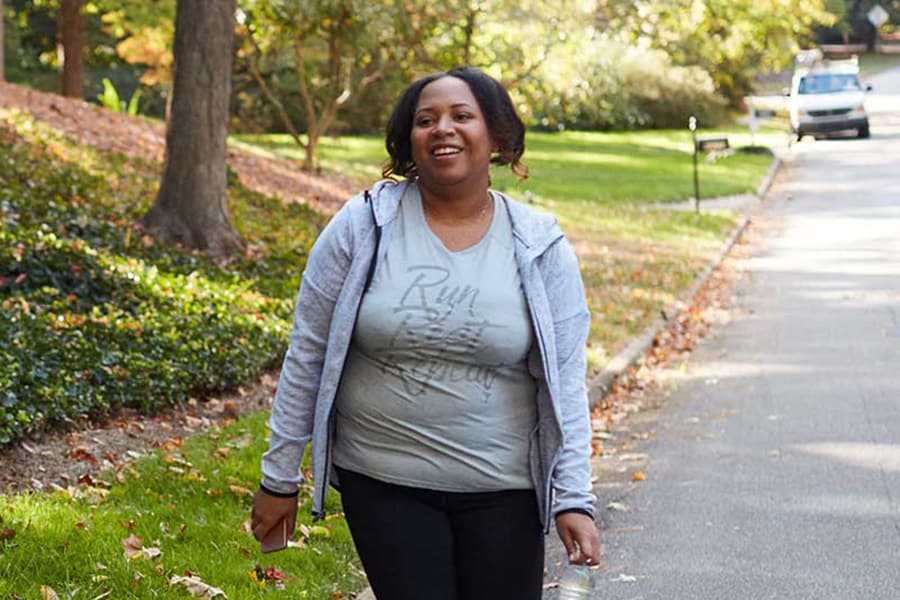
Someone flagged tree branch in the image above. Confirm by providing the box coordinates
[244,25,306,148]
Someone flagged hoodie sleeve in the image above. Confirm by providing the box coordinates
[260,202,355,494]
[543,238,596,518]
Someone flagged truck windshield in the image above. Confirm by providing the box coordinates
[798,73,862,94]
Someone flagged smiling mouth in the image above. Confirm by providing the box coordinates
[432,146,462,157]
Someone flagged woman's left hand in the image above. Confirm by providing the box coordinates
[555,512,601,566]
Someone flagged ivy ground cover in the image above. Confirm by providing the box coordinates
[0,117,321,445]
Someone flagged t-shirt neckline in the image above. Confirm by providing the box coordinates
[411,188,500,256]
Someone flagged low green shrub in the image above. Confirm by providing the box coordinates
[528,34,727,131]
[0,122,320,445]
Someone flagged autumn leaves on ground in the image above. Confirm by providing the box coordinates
[0,83,772,598]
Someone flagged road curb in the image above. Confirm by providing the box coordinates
[756,153,782,198]
[587,152,782,409]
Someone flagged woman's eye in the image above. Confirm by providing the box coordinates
[415,117,433,127]
[456,113,472,121]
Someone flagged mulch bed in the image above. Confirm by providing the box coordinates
[0,81,361,216]
[0,374,278,494]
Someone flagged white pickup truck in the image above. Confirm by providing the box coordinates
[786,54,872,140]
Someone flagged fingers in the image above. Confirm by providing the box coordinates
[556,513,602,566]
[252,491,300,542]
[250,489,297,542]
[572,526,602,567]
[557,520,576,559]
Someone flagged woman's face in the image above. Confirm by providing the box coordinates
[410,76,495,192]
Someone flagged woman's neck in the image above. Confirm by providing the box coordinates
[418,178,492,224]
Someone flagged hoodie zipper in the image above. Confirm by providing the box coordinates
[518,240,565,533]
[315,193,382,521]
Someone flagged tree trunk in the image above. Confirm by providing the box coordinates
[59,0,84,98]
[304,133,317,172]
[0,0,5,82]
[462,5,476,65]
[142,0,244,259]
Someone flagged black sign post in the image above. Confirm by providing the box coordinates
[689,116,699,213]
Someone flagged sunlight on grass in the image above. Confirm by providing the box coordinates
[0,413,364,599]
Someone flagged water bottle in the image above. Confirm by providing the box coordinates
[557,564,593,599]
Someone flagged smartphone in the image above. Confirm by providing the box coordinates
[260,518,288,554]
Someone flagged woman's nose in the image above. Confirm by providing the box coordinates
[433,114,454,135]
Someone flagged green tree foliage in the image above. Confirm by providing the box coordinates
[599,0,835,104]
[3,0,164,109]
[236,0,450,170]
[98,0,175,88]
[423,1,724,130]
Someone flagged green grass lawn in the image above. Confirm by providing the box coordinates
[0,413,363,598]
[233,127,783,204]
[233,128,778,364]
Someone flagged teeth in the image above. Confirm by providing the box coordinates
[433,147,461,156]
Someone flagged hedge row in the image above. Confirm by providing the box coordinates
[0,122,320,445]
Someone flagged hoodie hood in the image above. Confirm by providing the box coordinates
[368,179,564,259]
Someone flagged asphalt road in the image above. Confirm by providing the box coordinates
[580,67,900,599]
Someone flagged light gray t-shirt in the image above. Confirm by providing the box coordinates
[332,186,538,492]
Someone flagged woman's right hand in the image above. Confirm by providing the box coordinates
[251,487,299,542]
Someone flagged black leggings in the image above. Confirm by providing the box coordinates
[336,466,545,600]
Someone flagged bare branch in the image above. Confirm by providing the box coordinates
[244,26,306,148]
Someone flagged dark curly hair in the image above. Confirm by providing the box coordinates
[382,67,528,181]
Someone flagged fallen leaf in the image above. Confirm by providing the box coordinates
[122,534,143,559]
[248,569,266,588]
[605,502,628,512]
[169,574,228,598]
[69,446,100,467]
[309,525,331,538]
[262,566,286,581]
[159,438,183,451]
[142,546,162,559]
[40,586,60,600]
[229,485,253,497]
[0,528,16,541]
[631,471,646,482]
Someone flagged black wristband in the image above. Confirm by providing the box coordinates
[259,484,299,499]
[555,508,594,520]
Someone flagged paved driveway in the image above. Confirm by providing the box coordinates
[558,66,900,599]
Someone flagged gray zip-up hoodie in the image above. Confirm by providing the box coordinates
[261,180,596,531]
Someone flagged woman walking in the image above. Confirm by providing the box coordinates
[251,66,600,599]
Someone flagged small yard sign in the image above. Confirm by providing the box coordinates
[868,4,889,28]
